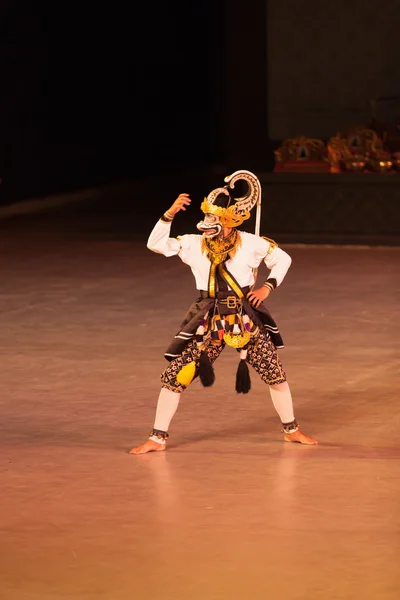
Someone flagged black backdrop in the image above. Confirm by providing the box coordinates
[0,1,225,203]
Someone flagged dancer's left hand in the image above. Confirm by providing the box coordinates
[246,287,270,308]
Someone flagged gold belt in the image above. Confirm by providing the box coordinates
[218,296,242,309]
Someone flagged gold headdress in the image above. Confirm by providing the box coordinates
[201,170,262,231]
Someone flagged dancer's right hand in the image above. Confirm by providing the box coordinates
[168,193,191,215]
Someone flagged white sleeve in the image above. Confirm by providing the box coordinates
[264,245,292,286]
[147,219,193,265]
[253,236,292,286]
[147,220,181,257]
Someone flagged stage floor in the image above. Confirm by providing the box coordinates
[1,208,399,600]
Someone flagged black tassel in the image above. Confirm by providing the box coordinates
[235,359,251,394]
[199,350,215,387]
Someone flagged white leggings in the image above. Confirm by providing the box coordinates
[151,381,295,439]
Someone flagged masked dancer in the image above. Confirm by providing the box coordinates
[130,170,317,454]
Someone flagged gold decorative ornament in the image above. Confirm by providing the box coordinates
[275,136,326,162]
[327,126,385,172]
[223,331,251,349]
[369,156,393,172]
[343,155,367,172]
[327,136,353,172]
[262,236,278,254]
[274,136,329,172]
[200,198,248,228]
[201,229,242,264]
[218,295,241,309]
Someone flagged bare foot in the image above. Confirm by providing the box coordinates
[283,429,318,445]
[129,439,166,455]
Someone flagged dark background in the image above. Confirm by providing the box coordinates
[267,0,400,140]
[0,0,230,204]
[0,0,399,245]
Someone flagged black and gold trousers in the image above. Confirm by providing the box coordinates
[161,328,287,393]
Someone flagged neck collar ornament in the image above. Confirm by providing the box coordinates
[201,229,242,264]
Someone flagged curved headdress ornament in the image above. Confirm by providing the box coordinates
[200,170,262,232]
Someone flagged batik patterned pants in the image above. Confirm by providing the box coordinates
[161,329,286,392]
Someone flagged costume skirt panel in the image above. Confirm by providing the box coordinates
[164,292,284,361]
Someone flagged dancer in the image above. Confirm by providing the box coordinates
[130,170,317,454]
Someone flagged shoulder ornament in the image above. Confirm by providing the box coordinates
[262,236,278,255]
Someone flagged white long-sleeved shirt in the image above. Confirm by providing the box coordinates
[147,220,292,291]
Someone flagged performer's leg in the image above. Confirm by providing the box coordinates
[246,330,318,445]
[268,381,317,445]
[129,388,181,454]
[129,339,224,455]
[268,381,295,423]
[153,388,181,433]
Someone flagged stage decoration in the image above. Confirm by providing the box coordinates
[274,126,399,174]
[274,136,329,173]
[326,126,391,173]
[368,152,393,173]
[342,155,367,172]
[392,152,400,171]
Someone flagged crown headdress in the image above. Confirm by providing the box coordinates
[201,170,262,231]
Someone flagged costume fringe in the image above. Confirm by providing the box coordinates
[199,350,215,387]
[235,359,251,394]
[235,348,251,394]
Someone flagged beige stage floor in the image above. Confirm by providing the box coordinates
[1,215,399,600]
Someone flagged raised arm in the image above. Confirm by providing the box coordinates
[147,193,192,257]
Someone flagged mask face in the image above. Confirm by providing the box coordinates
[196,213,222,238]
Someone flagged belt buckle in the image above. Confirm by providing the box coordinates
[226,295,237,309]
